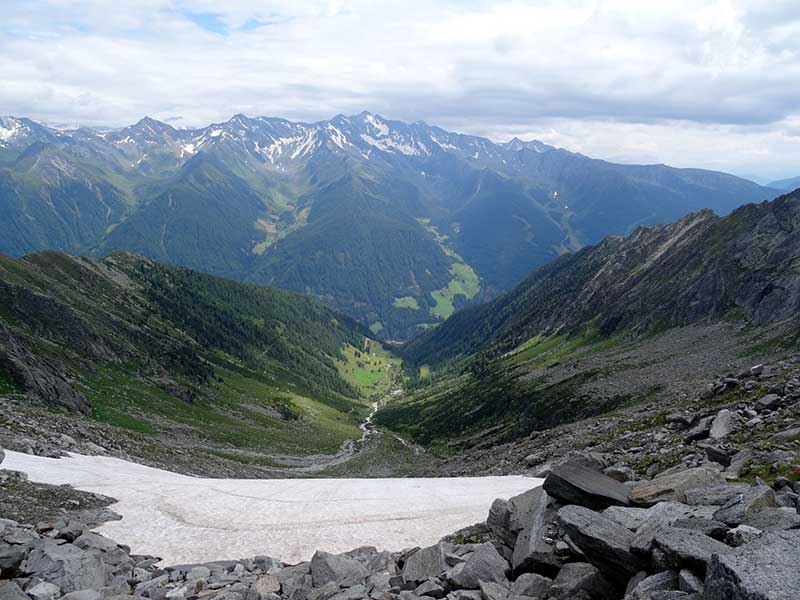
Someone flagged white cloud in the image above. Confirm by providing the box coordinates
[1,0,799,178]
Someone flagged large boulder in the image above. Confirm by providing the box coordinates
[510,488,561,576]
[0,582,31,600]
[556,505,645,578]
[402,544,449,583]
[547,562,613,600]
[510,573,551,598]
[651,529,732,574]
[704,530,800,599]
[629,467,725,506]
[543,461,630,510]
[709,409,735,439]
[741,507,800,531]
[20,540,106,593]
[712,486,776,526]
[625,570,678,600]
[449,543,508,589]
[310,551,369,587]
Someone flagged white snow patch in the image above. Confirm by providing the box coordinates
[209,129,223,138]
[180,143,197,157]
[325,123,349,149]
[364,114,389,136]
[3,451,539,566]
[361,134,420,156]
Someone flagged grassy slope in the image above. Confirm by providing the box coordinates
[0,252,403,462]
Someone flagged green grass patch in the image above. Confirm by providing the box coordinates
[393,296,420,310]
[369,321,384,334]
[83,363,367,455]
[430,263,480,319]
[336,340,401,398]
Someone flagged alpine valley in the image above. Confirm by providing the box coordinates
[0,113,777,340]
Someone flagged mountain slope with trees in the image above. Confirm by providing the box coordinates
[0,113,778,338]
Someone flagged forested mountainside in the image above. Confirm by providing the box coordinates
[379,191,800,446]
[0,113,776,339]
[0,251,401,470]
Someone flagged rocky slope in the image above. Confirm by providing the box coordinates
[404,189,800,367]
[381,192,800,450]
[1,426,798,599]
[0,113,776,338]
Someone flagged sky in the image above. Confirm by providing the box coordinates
[2,0,799,182]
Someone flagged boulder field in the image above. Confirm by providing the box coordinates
[1,450,798,600]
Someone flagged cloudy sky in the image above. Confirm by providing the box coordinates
[2,0,799,181]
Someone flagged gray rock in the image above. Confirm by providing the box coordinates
[414,579,445,599]
[477,581,508,600]
[709,409,734,439]
[557,505,644,578]
[510,573,551,598]
[402,544,449,583]
[651,529,732,574]
[741,507,800,531]
[507,488,545,536]
[677,570,703,595]
[487,500,515,547]
[602,506,650,531]
[704,530,800,600]
[21,539,106,593]
[630,503,717,555]
[0,446,4,465]
[774,489,799,508]
[0,582,31,600]
[73,531,130,567]
[756,393,783,410]
[60,590,103,600]
[684,416,713,443]
[27,582,61,600]
[629,468,725,506]
[449,543,508,589]
[543,460,630,510]
[0,542,30,575]
[768,426,800,443]
[604,465,636,483]
[447,591,482,600]
[725,525,762,547]
[253,575,281,597]
[510,488,560,575]
[626,571,678,600]
[547,562,612,600]
[684,484,750,506]
[713,486,777,525]
[310,551,369,587]
[672,518,728,540]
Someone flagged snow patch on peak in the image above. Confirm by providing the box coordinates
[0,117,23,142]
[363,114,389,137]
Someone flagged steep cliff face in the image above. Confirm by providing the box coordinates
[405,191,800,366]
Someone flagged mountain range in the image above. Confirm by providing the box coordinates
[0,113,778,339]
[769,175,800,191]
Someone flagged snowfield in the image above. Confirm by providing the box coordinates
[4,451,541,565]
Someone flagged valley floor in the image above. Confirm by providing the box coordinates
[2,450,539,565]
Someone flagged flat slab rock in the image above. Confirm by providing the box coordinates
[704,530,800,600]
[542,460,631,510]
[629,467,725,506]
